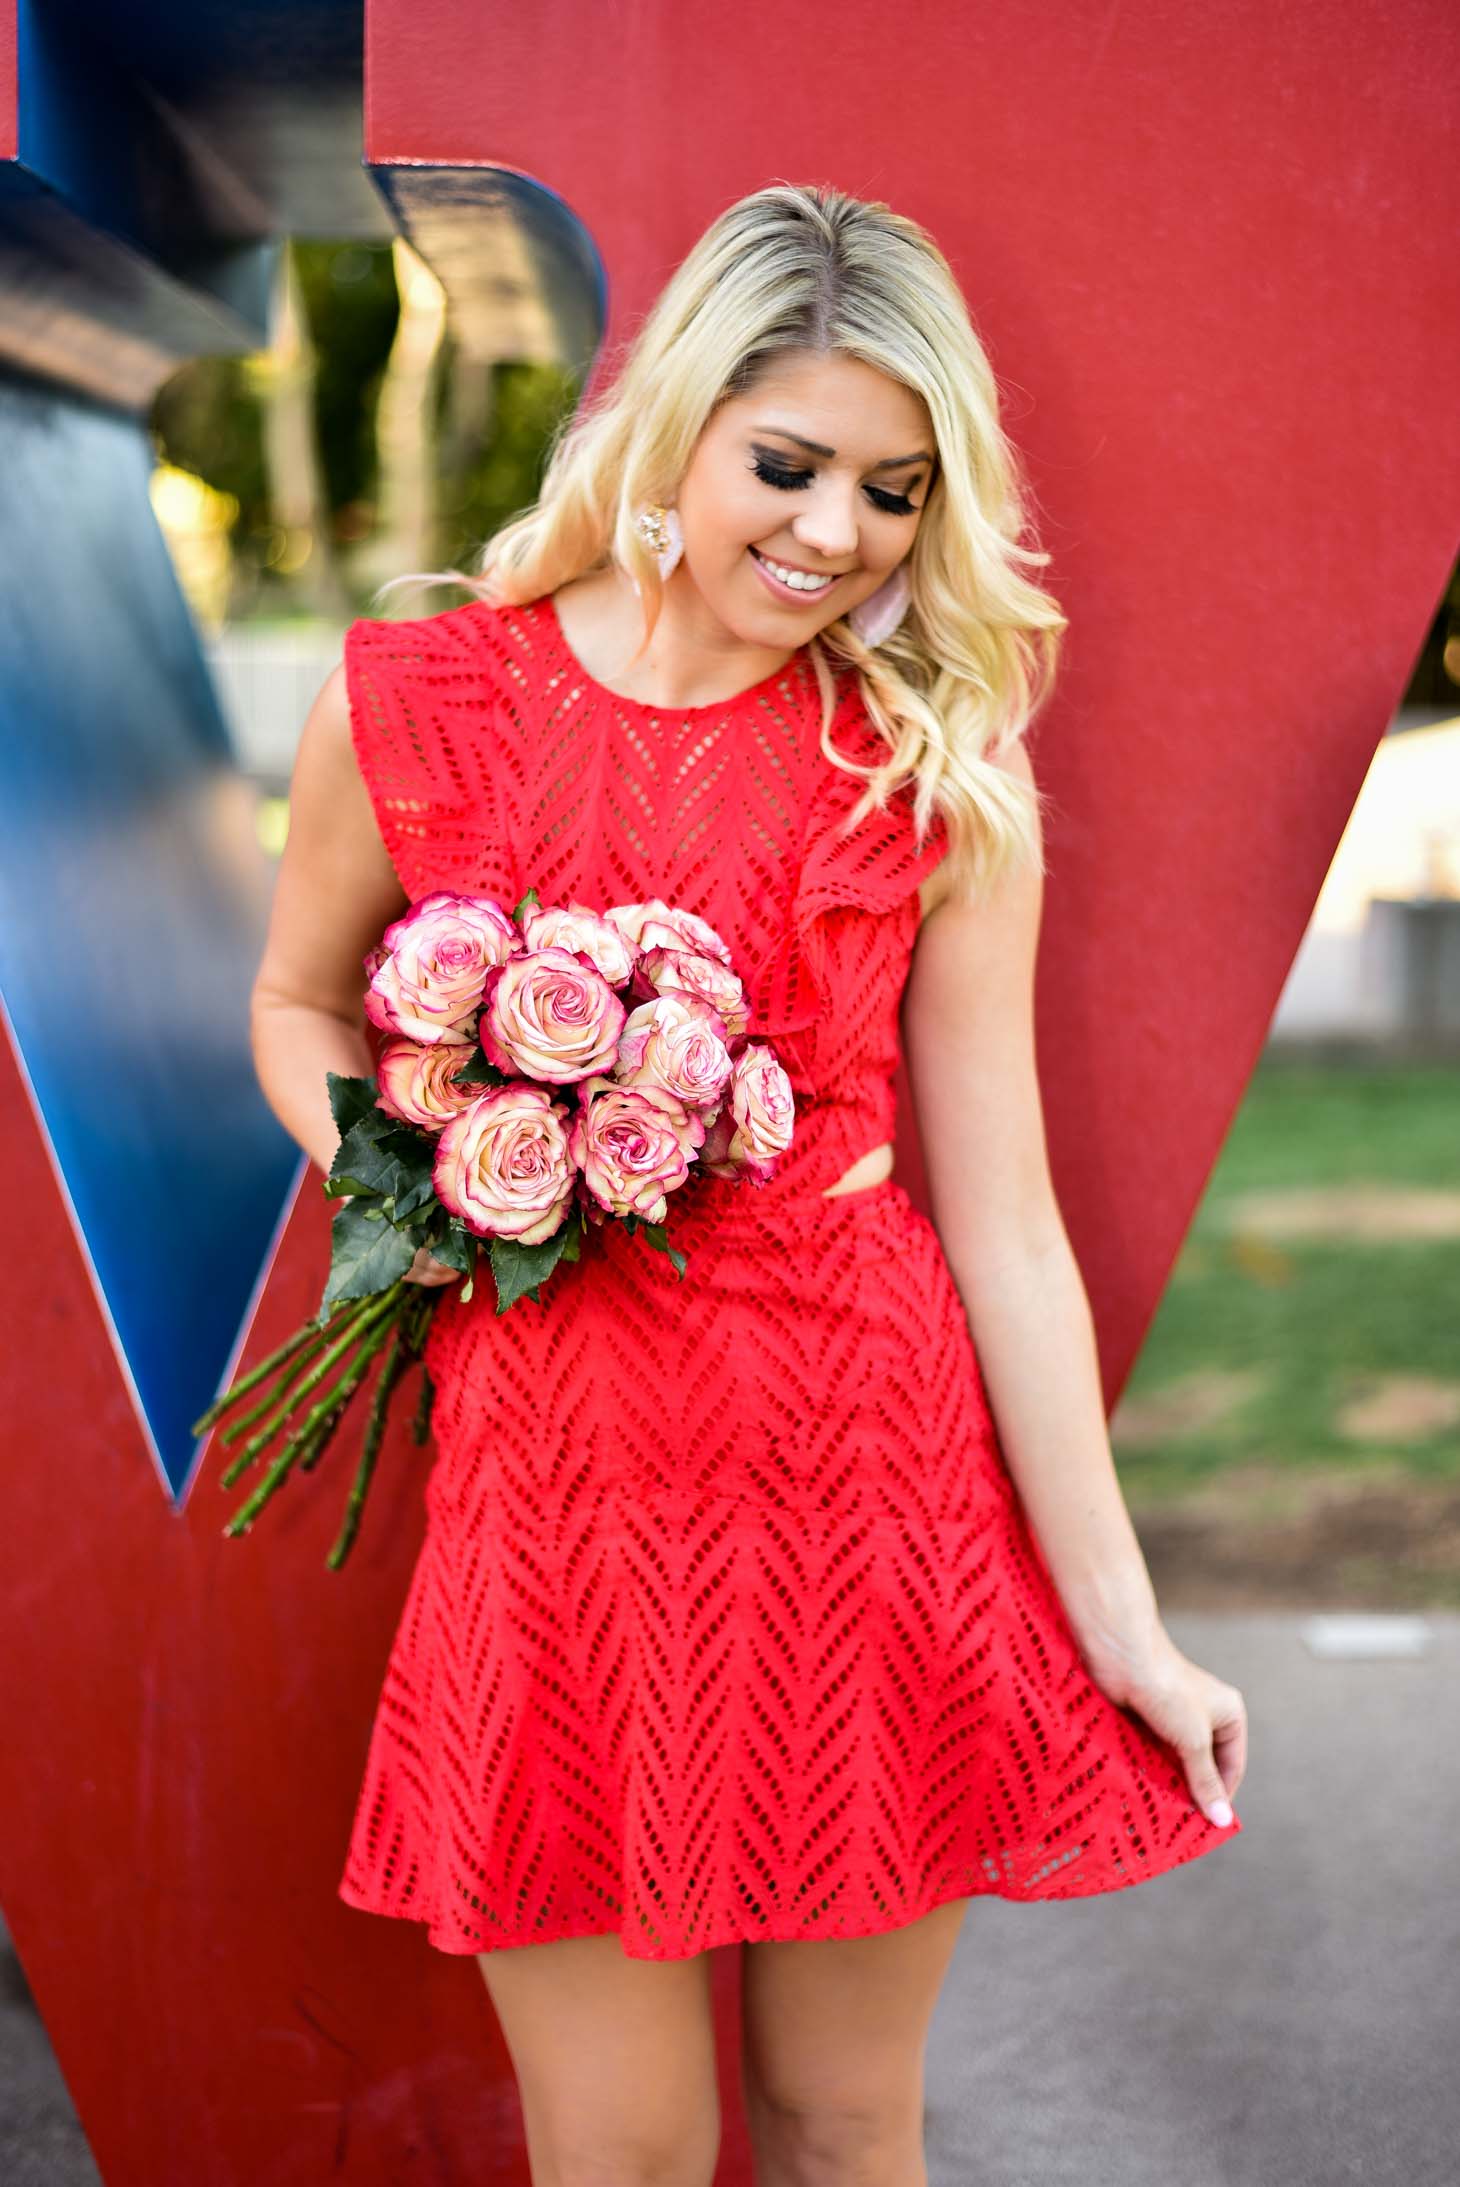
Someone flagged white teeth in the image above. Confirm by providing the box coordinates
[756,551,835,593]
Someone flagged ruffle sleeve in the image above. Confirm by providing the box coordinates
[749,707,950,1041]
[341,606,510,905]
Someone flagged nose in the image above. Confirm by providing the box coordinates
[791,480,861,562]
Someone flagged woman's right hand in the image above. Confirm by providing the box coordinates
[404,1247,464,1287]
[1087,1627,1247,1829]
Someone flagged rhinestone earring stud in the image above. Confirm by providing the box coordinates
[633,503,684,579]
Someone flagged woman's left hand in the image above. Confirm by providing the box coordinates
[1084,1628,1248,1829]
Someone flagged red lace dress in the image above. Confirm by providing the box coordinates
[336,593,1241,1960]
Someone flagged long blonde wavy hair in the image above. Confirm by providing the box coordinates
[376,180,1065,902]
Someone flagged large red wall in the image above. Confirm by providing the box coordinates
[366,0,1460,1385]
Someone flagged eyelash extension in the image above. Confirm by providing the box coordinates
[750,456,919,518]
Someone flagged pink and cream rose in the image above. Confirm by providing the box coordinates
[605,898,734,968]
[697,1045,794,1184]
[364,891,520,1046]
[616,992,734,1114]
[375,1036,486,1131]
[568,1076,706,1224]
[631,945,751,1042]
[433,1083,576,1244]
[521,900,637,988]
[479,945,627,1083]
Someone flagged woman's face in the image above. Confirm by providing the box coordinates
[672,348,937,645]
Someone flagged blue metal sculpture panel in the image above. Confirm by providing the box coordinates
[0,369,303,1497]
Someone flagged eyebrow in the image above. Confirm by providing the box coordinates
[752,426,935,472]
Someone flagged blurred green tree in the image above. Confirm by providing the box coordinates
[149,237,580,623]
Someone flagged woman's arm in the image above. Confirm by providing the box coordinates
[250,661,462,1291]
[902,741,1246,1825]
[249,662,409,1172]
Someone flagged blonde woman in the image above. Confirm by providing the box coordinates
[252,181,1247,2186]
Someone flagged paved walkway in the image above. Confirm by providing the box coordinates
[4,1611,1456,2185]
[925,1609,1458,2187]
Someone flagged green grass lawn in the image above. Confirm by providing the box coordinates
[1113,1049,1460,1501]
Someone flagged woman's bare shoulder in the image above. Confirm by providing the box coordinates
[310,653,409,886]
[916,734,1039,923]
[299,659,361,794]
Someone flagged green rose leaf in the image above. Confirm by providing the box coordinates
[327,1114,436,1204]
[637,1221,688,1278]
[390,1156,442,1224]
[451,1035,508,1088]
[488,1219,577,1313]
[321,1197,420,1316]
[427,1227,477,1280]
[326,1070,382,1138]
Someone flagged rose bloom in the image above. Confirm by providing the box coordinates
[521,900,637,988]
[364,891,520,1046]
[616,992,734,1114]
[480,945,627,1083]
[698,1046,794,1185]
[604,897,734,968]
[696,1105,740,1180]
[631,945,751,1042]
[433,1083,576,1245]
[568,1075,706,1224]
[374,1036,486,1132]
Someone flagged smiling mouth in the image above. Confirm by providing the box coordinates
[749,546,847,598]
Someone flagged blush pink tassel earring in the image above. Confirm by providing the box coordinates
[847,562,912,647]
[633,503,684,580]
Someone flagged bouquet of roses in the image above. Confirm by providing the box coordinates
[193,887,795,1566]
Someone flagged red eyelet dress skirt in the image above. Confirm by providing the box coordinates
[335,594,1243,1960]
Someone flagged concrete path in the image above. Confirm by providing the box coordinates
[925,1609,1459,2187]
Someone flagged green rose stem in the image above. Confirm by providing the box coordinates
[221,1295,403,1535]
[325,1326,412,1569]
[219,1321,381,1490]
[292,1408,354,1478]
[214,1307,366,1447]
[214,1284,395,1447]
[296,1296,427,1475]
[189,1304,355,1439]
[274,1378,359,1482]
[294,1389,355,1473]
[271,1305,403,1498]
[218,1279,408,1489]
[219,1289,404,1492]
[411,1358,436,1444]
